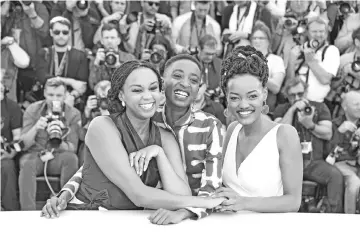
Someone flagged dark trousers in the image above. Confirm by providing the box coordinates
[304,160,344,213]
[1,158,20,211]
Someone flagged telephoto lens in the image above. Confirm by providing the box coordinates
[308,39,320,49]
[105,51,117,67]
[351,59,360,73]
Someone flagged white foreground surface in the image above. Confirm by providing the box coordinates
[0,210,358,240]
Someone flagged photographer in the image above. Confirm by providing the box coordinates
[1,81,22,211]
[141,34,174,75]
[328,27,360,117]
[334,3,360,54]
[50,0,101,51]
[134,0,173,59]
[328,90,360,214]
[78,80,110,166]
[1,0,49,105]
[289,16,340,104]
[89,23,135,90]
[35,16,89,110]
[194,34,223,105]
[1,34,30,102]
[19,77,80,210]
[172,1,221,55]
[274,79,344,213]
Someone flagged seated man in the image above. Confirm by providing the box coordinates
[328,90,360,214]
[1,81,22,211]
[89,23,135,90]
[35,16,89,111]
[274,78,344,213]
[19,77,81,210]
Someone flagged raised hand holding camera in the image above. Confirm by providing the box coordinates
[94,48,106,66]
[35,117,48,131]
[297,105,316,130]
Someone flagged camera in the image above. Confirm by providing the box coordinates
[45,101,65,148]
[76,0,89,11]
[104,51,118,68]
[283,15,307,36]
[189,47,199,56]
[298,39,321,60]
[303,104,313,116]
[351,58,360,73]
[222,33,232,44]
[338,1,351,15]
[91,97,109,116]
[0,137,25,154]
[147,19,162,35]
[126,12,138,25]
[149,49,165,65]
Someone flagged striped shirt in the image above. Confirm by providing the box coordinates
[59,107,224,219]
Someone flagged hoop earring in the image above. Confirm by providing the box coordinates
[262,101,269,115]
[223,108,230,118]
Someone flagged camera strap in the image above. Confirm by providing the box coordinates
[236,3,250,31]
[189,11,206,48]
[49,46,70,77]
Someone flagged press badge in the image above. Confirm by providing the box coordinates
[301,142,312,154]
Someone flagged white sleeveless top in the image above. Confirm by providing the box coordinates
[223,123,284,197]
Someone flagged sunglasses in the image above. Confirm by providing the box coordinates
[289,92,304,98]
[147,1,159,7]
[53,30,69,36]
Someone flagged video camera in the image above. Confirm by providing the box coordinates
[149,49,165,65]
[76,0,89,11]
[45,101,66,148]
[0,136,25,155]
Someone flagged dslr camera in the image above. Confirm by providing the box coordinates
[351,58,360,73]
[149,49,165,65]
[338,1,351,16]
[0,136,25,155]
[91,97,109,116]
[303,103,313,116]
[102,50,119,68]
[298,39,321,60]
[188,47,199,56]
[283,14,307,36]
[76,0,89,11]
[45,101,66,148]
[147,19,162,35]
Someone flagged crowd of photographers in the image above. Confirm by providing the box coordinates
[1,0,359,214]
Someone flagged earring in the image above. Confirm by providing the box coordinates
[121,101,125,107]
[262,101,269,115]
[223,108,230,118]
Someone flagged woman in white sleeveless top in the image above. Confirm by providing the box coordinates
[213,45,303,213]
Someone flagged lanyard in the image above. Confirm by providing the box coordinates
[189,12,206,47]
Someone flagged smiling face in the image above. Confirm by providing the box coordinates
[163,60,201,110]
[226,74,267,126]
[119,67,161,120]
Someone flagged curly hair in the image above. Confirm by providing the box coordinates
[220,45,269,95]
[107,60,162,114]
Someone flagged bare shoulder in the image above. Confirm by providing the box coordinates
[159,127,175,142]
[276,124,301,151]
[86,116,120,141]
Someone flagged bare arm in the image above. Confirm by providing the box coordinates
[310,120,333,141]
[85,116,218,210]
[239,125,303,212]
[278,105,296,125]
[308,60,334,85]
[267,72,285,94]
[157,128,191,195]
[7,43,30,68]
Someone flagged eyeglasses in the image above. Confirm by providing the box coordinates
[53,30,69,36]
[147,1,159,7]
[251,36,268,41]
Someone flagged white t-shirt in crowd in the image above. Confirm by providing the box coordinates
[267,53,286,86]
[298,44,340,102]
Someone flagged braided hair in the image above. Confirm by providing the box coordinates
[107,60,162,114]
[221,45,269,95]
